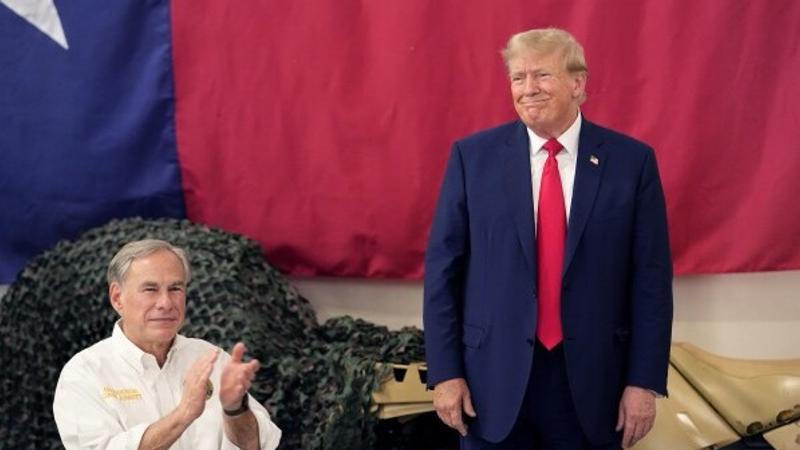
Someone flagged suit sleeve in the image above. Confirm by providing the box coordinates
[423,143,469,388]
[627,147,673,395]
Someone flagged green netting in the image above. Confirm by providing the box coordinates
[0,218,425,449]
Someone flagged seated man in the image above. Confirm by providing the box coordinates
[53,239,282,449]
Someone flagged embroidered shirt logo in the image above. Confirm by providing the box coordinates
[102,387,143,401]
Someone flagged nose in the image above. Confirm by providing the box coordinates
[155,290,172,310]
[522,74,539,95]
[522,74,540,95]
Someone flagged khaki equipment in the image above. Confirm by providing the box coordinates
[372,344,800,449]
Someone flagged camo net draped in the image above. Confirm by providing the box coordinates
[0,218,425,449]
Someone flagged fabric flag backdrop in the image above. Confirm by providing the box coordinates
[1,0,799,284]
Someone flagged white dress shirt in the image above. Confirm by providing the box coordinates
[528,112,582,230]
[53,322,281,450]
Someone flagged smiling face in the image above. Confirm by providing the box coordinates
[508,49,586,138]
[109,249,187,356]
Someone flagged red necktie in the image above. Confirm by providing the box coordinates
[536,138,566,350]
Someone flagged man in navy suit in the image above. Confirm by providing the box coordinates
[424,28,673,449]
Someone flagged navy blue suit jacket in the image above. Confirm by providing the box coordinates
[423,118,673,444]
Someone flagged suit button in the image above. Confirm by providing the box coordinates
[526,338,535,347]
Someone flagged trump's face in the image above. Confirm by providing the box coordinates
[110,249,187,354]
[508,49,586,138]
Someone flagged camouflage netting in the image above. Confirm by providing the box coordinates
[0,218,425,450]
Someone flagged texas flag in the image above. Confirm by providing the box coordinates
[1,0,799,284]
[0,1,185,284]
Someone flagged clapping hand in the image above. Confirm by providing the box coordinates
[219,343,260,411]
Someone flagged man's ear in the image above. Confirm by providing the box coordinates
[109,282,123,314]
[571,71,587,99]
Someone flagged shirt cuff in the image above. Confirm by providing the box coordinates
[252,407,282,450]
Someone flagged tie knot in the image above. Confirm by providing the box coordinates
[543,138,563,157]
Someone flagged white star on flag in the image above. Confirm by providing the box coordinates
[1,0,69,49]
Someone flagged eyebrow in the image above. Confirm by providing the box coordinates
[138,281,186,289]
[511,68,550,75]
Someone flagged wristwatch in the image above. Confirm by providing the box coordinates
[223,394,249,416]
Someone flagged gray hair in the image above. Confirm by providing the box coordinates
[106,239,191,285]
[501,27,588,75]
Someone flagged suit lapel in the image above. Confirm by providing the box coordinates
[564,120,606,275]
[504,122,536,281]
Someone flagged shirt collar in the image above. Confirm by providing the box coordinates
[526,111,582,157]
[111,320,186,373]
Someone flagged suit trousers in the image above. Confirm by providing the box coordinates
[461,341,622,450]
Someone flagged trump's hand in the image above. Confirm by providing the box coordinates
[433,377,476,437]
[219,343,260,410]
[616,385,656,448]
[179,349,219,422]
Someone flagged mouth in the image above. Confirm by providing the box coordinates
[148,318,178,323]
[520,98,548,106]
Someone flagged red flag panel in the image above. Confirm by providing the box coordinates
[171,0,800,278]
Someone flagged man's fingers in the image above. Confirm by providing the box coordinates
[230,342,246,362]
[622,422,634,448]
[636,419,646,445]
[618,385,657,447]
[240,359,260,378]
[207,348,219,365]
[435,411,448,427]
[463,393,477,418]
[623,414,639,449]
[448,409,467,436]
[434,402,459,432]
[201,350,218,378]
[229,360,259,385]
[191,352,216,389]
[616,403,625,431]
[437,400,468,436]
[623,416,649,448]
[201,355,215,379]
[435,408,448,426]
[631,418,653,447]
[432,378,472,436]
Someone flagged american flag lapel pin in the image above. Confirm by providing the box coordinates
[589,155,600,166]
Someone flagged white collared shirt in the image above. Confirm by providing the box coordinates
[53,322,281,450]
[528,112,582,230]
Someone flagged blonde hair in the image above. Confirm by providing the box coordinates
[107,239,191,285]
[501,28,588,75]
